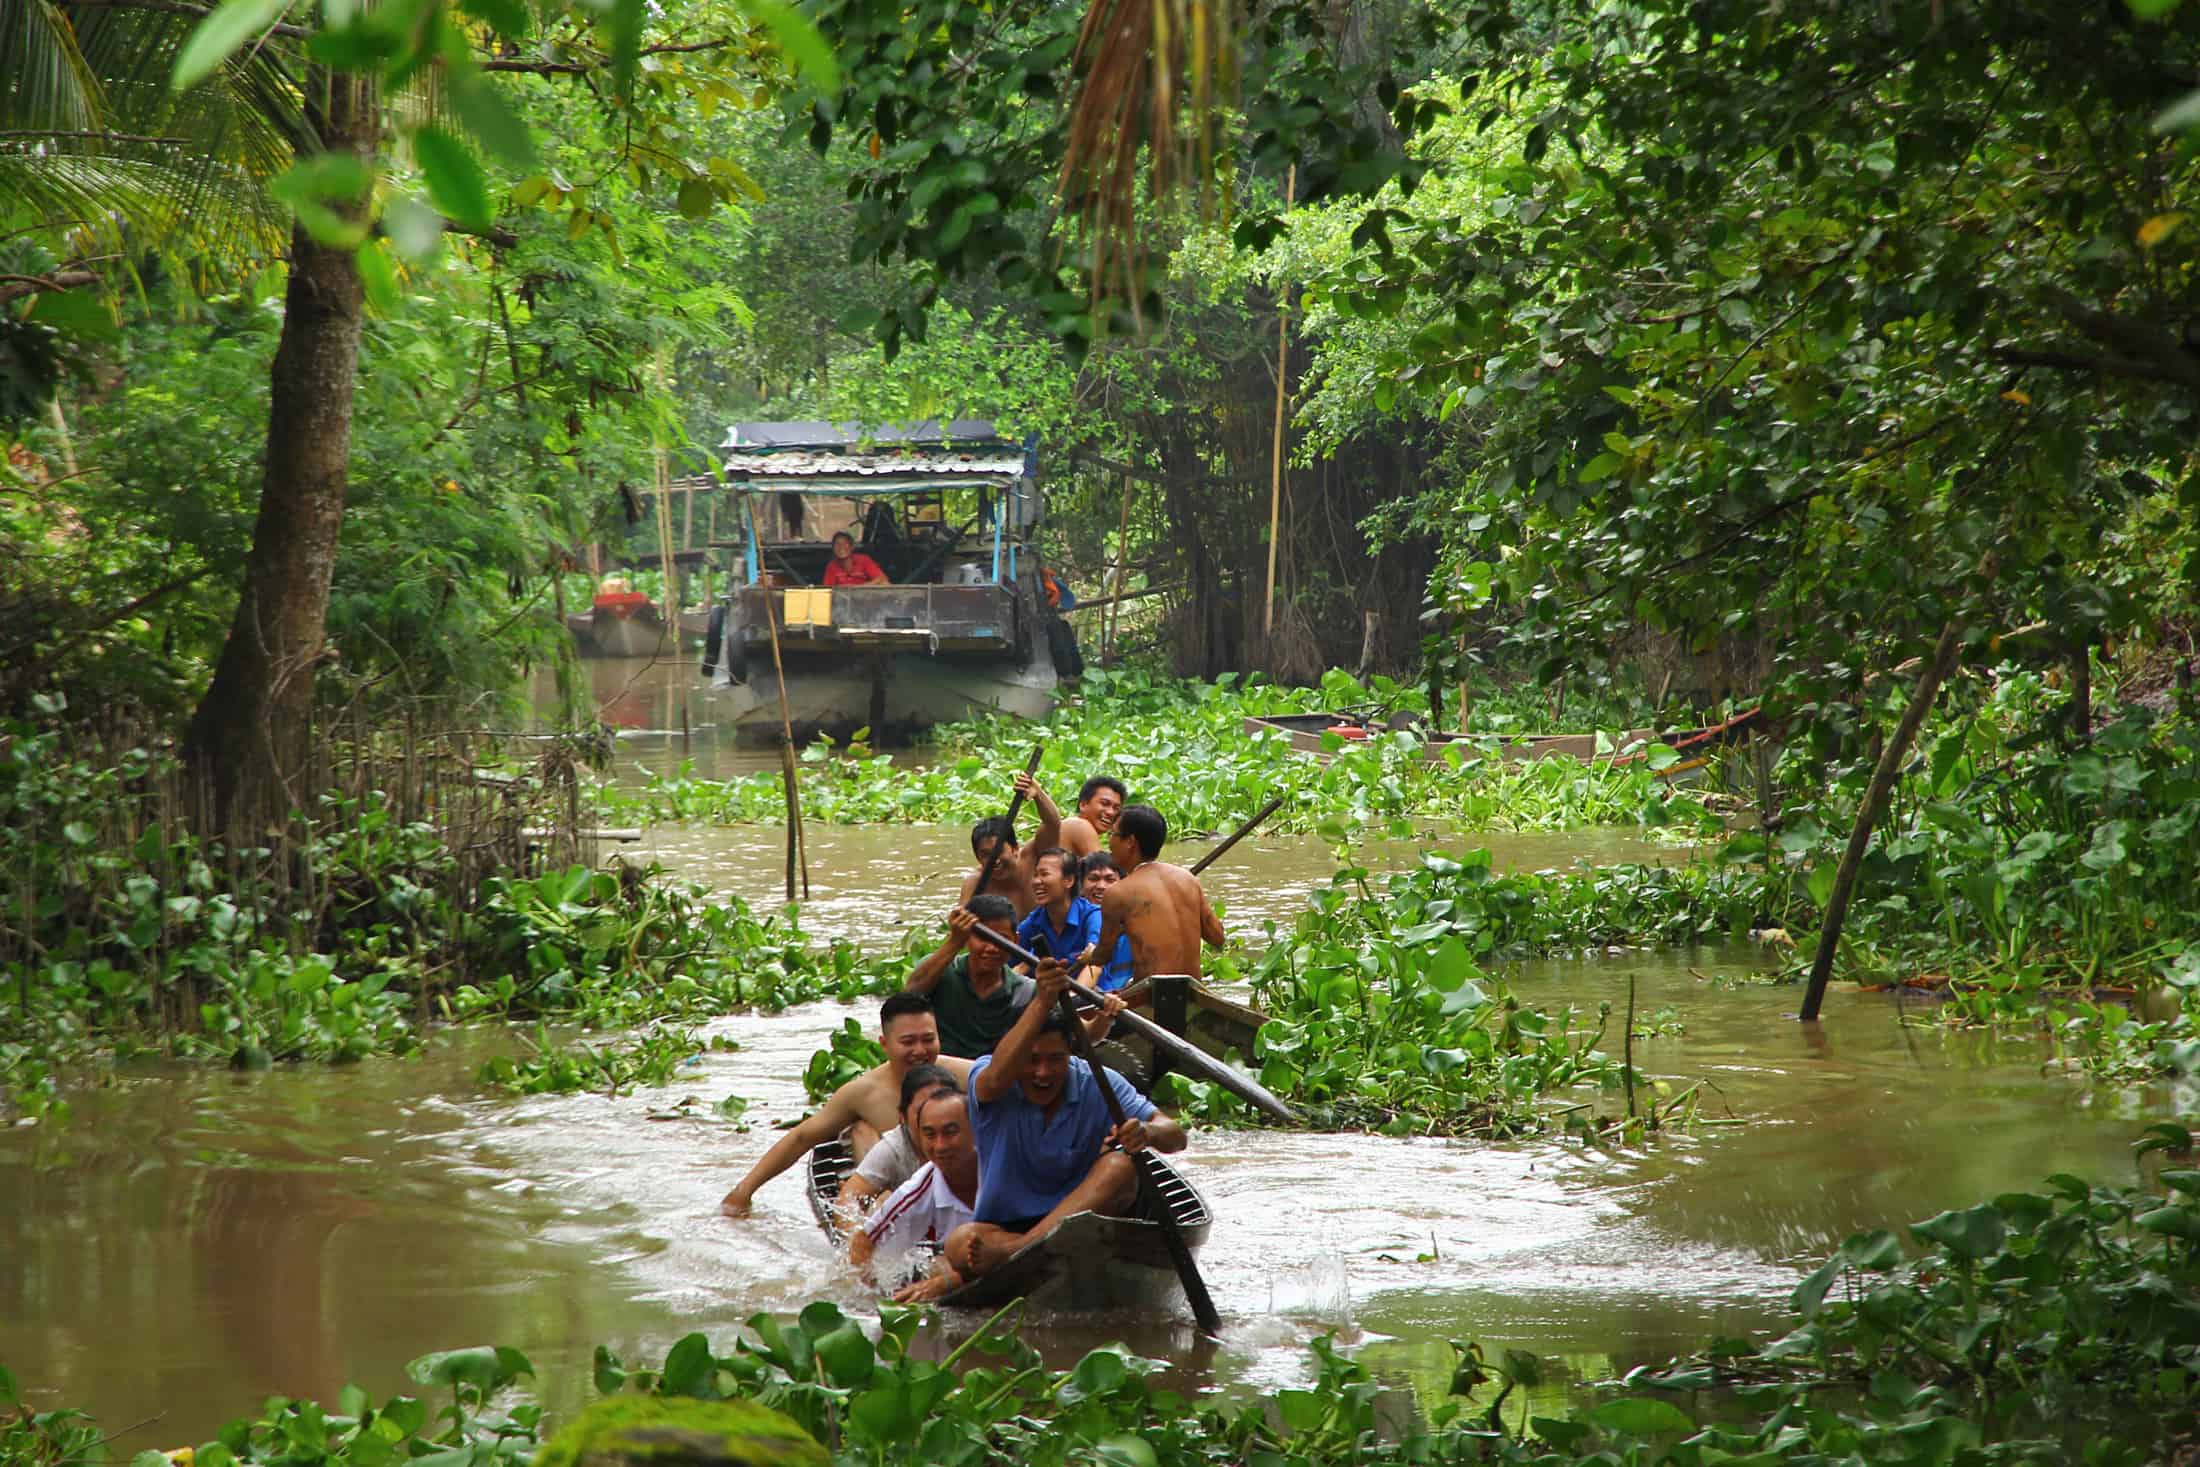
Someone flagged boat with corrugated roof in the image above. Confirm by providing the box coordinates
[704,420,1076,740]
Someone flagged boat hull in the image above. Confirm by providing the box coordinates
[806,1137,1212,1313]
[568,607,674,659]
[711,651,1056,742]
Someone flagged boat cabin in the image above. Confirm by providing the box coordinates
[708,420,1063,736]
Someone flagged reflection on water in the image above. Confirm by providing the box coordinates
[0,659,2164,1444]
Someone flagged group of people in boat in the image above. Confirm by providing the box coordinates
[718,771,1223,1301]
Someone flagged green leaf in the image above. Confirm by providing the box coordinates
[1093,1436,1157,1467]
[2136,1204,2200,1241]
[1578,451,1623,483]
[1911,1202,2005,1262]
[406,1347,500,1389]
[1275,1389,1328,1431]
[811,1323,875,1387]
[172,0,290,91]
[355,240,400,313]
[449,70,539,170]
[1586,1397,1696,1436]
[1806,860,1838,908]
[413,125,494,231]
[659,1332,716,1398]
[459,0,532,39]
[2155,87,2200,132]
[27,287,118,342]
[1643,742,1680,772]
[592,1345,627,1397]
[740,0,839,90]
[2130,0,2183,19]
[676,178,716,220]
[269,154,373,247]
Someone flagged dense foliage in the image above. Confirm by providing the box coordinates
[0,716,904,1119]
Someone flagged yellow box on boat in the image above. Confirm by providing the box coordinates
[783,588,833,627]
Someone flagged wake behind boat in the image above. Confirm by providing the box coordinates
[805,1136,1213,1313]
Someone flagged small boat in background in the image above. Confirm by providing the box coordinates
[805,1136,1213,1312]
[1243,706,1762,771]
[568,578,674,658]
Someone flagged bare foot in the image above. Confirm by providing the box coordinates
[966,1227,1031,1274]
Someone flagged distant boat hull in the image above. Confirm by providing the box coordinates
[567,603,673,659]
[805,1137,1211,1313]
[710,649,1057,742]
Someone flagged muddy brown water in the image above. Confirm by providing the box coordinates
[0,660,2164,1445]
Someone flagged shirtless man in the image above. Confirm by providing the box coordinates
[957,771,1062,918]
[1057,775,1126,861]
[1091,804,1224,980]
[719,992,971,1217]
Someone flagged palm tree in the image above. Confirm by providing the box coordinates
[0,0,294,305]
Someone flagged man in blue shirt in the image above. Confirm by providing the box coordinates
[944,963,1185,1281]
[1015,847,1101,969]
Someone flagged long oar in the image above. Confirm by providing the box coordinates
[977,744,1046,893]
[1189,793,1288,876]
[1053,987,1222,1337]
[962,924,1301,1126]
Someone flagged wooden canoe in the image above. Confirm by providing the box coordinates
[805,1133,1213,1313]
[1100,978,1268,1089]
[1242,706,1761,770]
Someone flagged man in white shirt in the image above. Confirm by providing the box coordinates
[848,1087,980,1302]
[830,1062,958,1228]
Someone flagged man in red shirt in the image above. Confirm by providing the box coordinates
[823,531,891,586]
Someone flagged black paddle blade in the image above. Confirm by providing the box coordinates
[1138,1150,1222,1336]
[1101,1006,1302,1127]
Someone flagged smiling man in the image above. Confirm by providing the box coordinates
[943,962,1185,1280]
[719,992,970,1217]
[1058,775,1126,860]
[848,1084,981,1303]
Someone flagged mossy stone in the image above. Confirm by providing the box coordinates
[534,1396,828,1467]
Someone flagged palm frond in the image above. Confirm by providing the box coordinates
[0,0,104,135]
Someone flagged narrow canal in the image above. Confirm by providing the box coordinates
[0,659,2157,1447]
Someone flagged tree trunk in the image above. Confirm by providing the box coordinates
[182,69,376,838]
[1797,620,1964,1022]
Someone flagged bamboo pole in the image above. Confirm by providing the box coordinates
[1104,473,1134,665]
[743,494,810,899]
[1798,620,1964,1022]
[1263,164,1296,641]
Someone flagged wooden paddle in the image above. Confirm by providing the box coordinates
[1188,793,1288,876]
[961,923,1301,1125]
[976,744,1046,894]
[1052,986,1223,1337]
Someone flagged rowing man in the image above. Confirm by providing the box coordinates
[1090,804,1224,980]
[943,961,1183,1280]
[958,772,1062,918]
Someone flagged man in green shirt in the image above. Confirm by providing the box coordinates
[905,895,1035,1059]
[907,895,1124,1059]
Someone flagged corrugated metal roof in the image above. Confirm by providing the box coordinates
[721,449,1027,478]
[720,419,1013,451]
